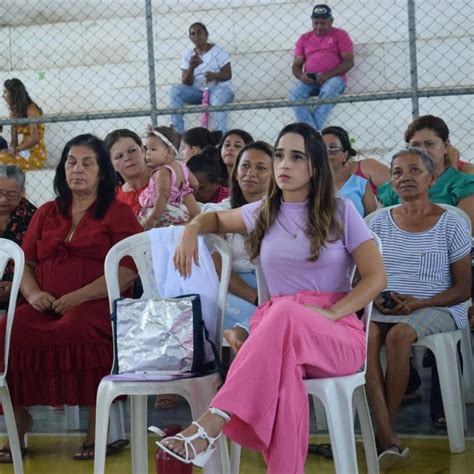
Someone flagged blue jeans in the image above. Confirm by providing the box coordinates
[224,271,257,333]
[169,83,235,133]
[288,76,346,130]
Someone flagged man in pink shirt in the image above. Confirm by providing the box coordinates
[289,4,354,130]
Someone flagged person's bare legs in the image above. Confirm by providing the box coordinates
[384,324,417,429]
[86,406,95,445]
[73,406,96,459]
[0,406,32,459]
[160,410,227,459]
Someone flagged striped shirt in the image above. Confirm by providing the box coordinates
[369,209,471,328]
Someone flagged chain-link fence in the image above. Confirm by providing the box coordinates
[0,0,472,205]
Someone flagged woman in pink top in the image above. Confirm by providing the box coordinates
[322,125,390,197]
[158,123,386,473]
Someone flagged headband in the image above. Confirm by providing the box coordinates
[149,129,179,155]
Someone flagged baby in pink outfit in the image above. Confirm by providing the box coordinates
[138,126,200,229]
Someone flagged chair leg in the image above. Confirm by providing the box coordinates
[461,325,474,403]
[229,441,242,474]
[432,340,466,453]
[130,395,148,474]
[0,385,24,474]
[354,386,379,474]
[65,405,80,430]
[312,395,328,431]
[318,386,359,474]
[93,384,115,474]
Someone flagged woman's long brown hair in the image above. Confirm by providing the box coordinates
[246,123,342,262]
[4,78,42,118]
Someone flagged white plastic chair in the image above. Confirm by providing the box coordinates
[93,231,231,474]
[366,204,473,453]
[230,232,382,474]
[0,239,25,474]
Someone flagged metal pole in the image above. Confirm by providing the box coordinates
[407,0,419,117]
[145,0,158,127]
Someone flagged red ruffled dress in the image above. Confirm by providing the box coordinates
[0,199,142,406]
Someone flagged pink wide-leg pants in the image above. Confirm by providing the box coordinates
[212,291,366,474]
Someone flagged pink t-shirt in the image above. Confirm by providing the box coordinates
[240,198,372,296]
[294,27,354,83]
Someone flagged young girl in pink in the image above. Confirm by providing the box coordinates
[139,126,200,229]
[158,123,386,473]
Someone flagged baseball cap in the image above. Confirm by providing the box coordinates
[311,4,332,19]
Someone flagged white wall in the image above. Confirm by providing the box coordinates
[0,0,472,169]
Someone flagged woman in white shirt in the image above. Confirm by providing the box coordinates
[169,22,234,134]
[202,141,273,352]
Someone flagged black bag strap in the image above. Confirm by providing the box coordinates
[202,320,227,381]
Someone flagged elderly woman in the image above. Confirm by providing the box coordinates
[0,78,47,170]
[169,22,234,134]
[378,115,474,233]
[104,129,150,217]
[322,126,378,216]
[0,134,142,462]
[0,165,37,308]
[366,147,471,464]
[203,141,273,352]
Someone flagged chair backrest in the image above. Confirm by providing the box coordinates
[104,231,232,359]
[365,203,472,234]
[0,239,25,379]
[255,231,382,374]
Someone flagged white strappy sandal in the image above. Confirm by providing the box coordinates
[156,407,230,467]
[156,421,221,467]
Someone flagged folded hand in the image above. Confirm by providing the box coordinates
[28,290,56,312]
[51,290,85,315]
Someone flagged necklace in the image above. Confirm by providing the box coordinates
[276,216,305,239]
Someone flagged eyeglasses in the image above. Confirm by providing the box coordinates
[0,190,20,200]
[326,147,344,156]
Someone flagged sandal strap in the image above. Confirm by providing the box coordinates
[209,406,231,423]
[191,421,221,447]
[161,431,200,461]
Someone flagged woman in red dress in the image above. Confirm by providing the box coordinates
[104,129,150,217]
[0,134,142,462]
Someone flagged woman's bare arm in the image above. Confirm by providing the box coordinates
[174,209,247,277]
[51,267,137,315]
[320,240,387,320]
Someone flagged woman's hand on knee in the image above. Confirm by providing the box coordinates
[305,305,339,321]
[224,327,248,354]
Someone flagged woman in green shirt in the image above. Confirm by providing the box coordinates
[378,115,474,233]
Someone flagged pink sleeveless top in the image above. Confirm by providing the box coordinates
[139,161,193,209]
[354,161,378,196]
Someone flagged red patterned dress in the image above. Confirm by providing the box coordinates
[0,198,142,406]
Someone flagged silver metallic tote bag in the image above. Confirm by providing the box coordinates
[111,294,210,375]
